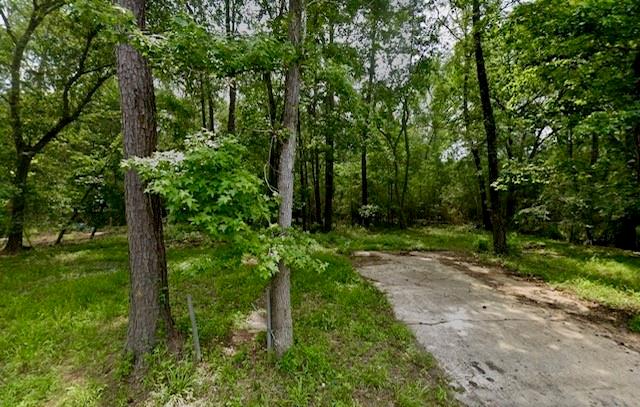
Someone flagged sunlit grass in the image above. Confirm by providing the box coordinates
[0,234,453,406]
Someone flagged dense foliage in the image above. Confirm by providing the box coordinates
[2,0,639,249]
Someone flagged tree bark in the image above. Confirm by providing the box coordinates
[225,0,237,134]
[199,76,207,128]
[472,0,507,254]
[207,84,215,132]
[400,97,410,228]
[265,71,280,189]
[5,153,32,252]
[313,148,322,224]
[462,45,491,231]
[116,0,176,364]
[298,120,310,231]
[269,0,302,358]
[361,19,377,222]
[471,147,491,230]
[323,80,335,232]
[227,79,237,133]
[3,2,110,253]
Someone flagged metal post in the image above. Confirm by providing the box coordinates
[266,286,273,351]
[187,295,202,362]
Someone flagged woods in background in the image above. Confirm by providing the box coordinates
[2,0,639,251]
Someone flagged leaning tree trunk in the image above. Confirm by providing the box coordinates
[269,0,302,358]
[4,153,32,253]
[116,0,176,364]
[472,0,507,254]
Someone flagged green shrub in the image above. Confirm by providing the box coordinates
[475,237,490,253]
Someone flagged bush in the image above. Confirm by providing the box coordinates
[474,237,490,253]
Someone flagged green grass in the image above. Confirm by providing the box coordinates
[318,225,640,332]
[0,233,453,406]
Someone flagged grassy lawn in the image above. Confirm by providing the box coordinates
[319,226,640,332]
[0,233,453,406]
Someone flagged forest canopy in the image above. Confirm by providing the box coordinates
[1,0,639,251]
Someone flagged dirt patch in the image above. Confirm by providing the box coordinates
[223,309,267,356]
[350,251,394,267]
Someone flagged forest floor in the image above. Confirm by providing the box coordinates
[2,226,639,406]
[353,251,640,406]
[0,230,453,406]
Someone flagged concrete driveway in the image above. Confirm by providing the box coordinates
[354,251,640,406]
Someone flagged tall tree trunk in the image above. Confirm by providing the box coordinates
[116,0,176,364]
[361,19,377,221]
[227,79,237,133]
[309,93,322,225]
[313,147,322,224]
[471,147,491,230]
[269,0,302,358]
[5,152,32,252]
[472,0,507,254]
[225,0,236,134]
[199,76,207,128]
[400,98,410,228]
[297,110,309,230]
[361,147,368,205]
[207,82,215,132]
[264,71,280,189]
[323,83,335,232]
[462,47,491,231]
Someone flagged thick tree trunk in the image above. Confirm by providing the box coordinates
[116,0,175,364]
[5,153,32,252]
[269,0,302,358]
[472,0,507,254]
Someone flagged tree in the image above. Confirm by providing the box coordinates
[269,0,302,357]
[471,0,507,253]
[116,0,176,363]
[1,0,113,253]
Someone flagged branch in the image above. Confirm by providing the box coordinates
[31,71,113,153]
[62,29,98,116]
[0,7,16,44]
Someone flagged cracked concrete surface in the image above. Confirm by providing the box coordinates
[354,251,640,407]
